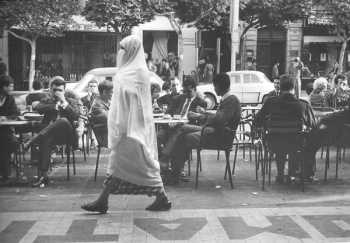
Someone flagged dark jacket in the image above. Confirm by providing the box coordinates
[0,95,19,149]
[89,96,109,147]
[34,94,80,125]
[254,93,316,129]
[262,90,279,104]
[0,95,19,117]
[166,94,207,116]
[81,93,97,111]
[89,96,109,127]
[201,94,241,148]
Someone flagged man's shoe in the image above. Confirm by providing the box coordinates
[146,196,172,211]
[32,176,49,187]
[81,201,108,214]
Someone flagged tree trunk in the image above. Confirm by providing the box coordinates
[177,30,184,83]
[239,35,245,70]
[28,40,36,91]
[338,39,347,73]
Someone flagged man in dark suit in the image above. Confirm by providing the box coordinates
[254,74,317,183]
[157,77,207,165]
[89,80,113,147]
[81,79,99,111]
[29,77,80,187]
[262,78,280,104]
[166,73,241,184]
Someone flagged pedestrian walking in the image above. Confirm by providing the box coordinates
[81,35,171,214]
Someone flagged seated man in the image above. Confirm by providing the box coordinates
[29,77,80,187]
[254,74,317,183]
[81,79,99,112]
[0,75,19,182]
[89,80,113,147]
[166,73,241,184]
[304,107,350,173]
[157,77,207,165]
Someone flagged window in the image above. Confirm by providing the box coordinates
[243,74,261,83]
[230,74,241,84]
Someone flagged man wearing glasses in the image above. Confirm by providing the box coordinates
[29,76,80,187]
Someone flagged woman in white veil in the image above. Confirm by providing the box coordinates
[82,35,171,213]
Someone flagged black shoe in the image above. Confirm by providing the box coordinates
[81,201,108,214]
[146,196,172,211]
[32,176,49,187]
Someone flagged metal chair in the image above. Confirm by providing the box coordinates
[195,125,236,189]
[91,124,108,181]
[262,116,308,191]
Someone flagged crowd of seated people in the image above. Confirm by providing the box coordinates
[157,77,207,174]
[158,74,241,185]
[254,74,317,183]
[254,73,350,184]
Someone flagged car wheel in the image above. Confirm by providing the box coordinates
[204,93,217,110]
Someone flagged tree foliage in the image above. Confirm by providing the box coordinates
[82,0,171,35]
[0,0,80,39]
[173,0,311,35]
[313,0,350,72]
[0,0,80,90]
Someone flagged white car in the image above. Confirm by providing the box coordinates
[197,70,274,109]
[67,67,164,98]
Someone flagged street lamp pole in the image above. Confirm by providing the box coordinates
[230,0,239,71]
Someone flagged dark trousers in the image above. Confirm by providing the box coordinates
[171,126,208,177]
[303,125,345,176]
[0,129,17,179]
[37,118,75,173]
[158,124,202,157]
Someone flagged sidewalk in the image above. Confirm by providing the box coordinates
[1,147,350,242]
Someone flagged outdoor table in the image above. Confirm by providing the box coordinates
[0,118,42,180]
[314,110,337,121]
[154,117,189,125]
[153,116,189,133]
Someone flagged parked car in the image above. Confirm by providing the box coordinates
[66,67,164,98]
[12,68,164,111]
[196,70,274,109]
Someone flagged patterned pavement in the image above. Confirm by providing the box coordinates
[1,149,350,242]
[1,207,350,242]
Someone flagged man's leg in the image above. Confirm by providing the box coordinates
[275,152,286,183]
[35,118,75,183]
[170,131,201,183]
[162,124,202,157]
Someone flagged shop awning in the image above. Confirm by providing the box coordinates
[304,35,342,44]
[138,15,176,31]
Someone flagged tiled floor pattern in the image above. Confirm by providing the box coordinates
[1,206,350,242]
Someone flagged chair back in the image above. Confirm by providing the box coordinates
[264,114,304,153]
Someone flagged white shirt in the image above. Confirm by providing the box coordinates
[181,96,196,118]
